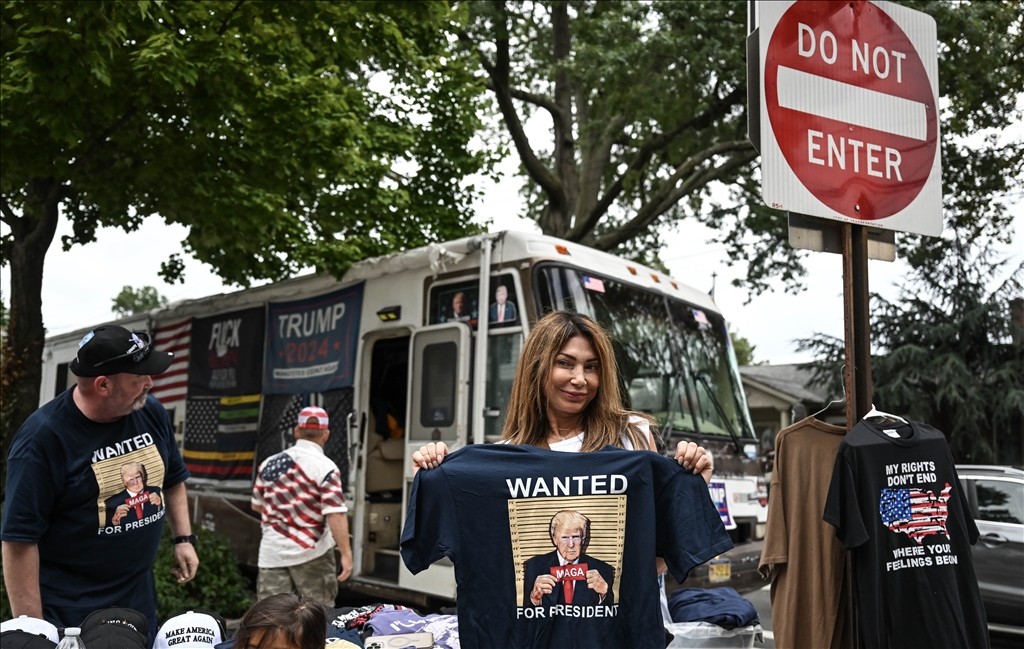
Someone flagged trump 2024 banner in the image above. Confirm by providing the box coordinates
[188,306,265,397]
[263,284,364,394]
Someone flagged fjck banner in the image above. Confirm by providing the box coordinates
[188,306,265,397]
[264,284,364,394]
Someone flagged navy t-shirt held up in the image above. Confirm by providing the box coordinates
[401,444,732,648]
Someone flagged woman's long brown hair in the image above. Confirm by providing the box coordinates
[502,310,653,451]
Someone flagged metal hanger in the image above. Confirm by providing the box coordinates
[863,403,907,424]
[810,364,845,420]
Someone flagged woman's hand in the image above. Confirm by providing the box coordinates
[411,441,449,475]
[675,441,713,484]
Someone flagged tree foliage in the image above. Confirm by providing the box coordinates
[798,239,1024,465]
[730,326,760,367]
[0,0,489,452]
[460,0,1023,288]
[111,285,169,317]
[2,0,489,282]
[459,1,754,263]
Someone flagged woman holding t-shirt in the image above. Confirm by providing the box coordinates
[412,309,713,480]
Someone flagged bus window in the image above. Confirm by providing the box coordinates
[534,264,755,442]
[419,342,457,429]
[429,273,521,328]
[667,302,751,438]
[534,265,592,316]
[484,332,522,439]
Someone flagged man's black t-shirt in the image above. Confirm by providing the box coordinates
[2,389,189,639]
[823,420,989,649]
[400,444,733,649]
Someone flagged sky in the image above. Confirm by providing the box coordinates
[2,114,1021,367]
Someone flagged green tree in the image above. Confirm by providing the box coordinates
[112,285,169,317]
[1,1,488,448]
[461,1,754,260]
[797,241,1024,464]
[730,326,760,367]
[459,1,1023,285]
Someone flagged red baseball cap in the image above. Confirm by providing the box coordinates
[297,406,329,429]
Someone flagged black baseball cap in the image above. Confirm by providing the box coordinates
[69,325,174,377]
[80,624,148,649]
[0,630,57,649]
[81,607,149,639]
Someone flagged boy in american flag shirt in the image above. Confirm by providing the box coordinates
[251,407,352,605]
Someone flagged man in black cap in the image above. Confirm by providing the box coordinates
[1,325,199,645]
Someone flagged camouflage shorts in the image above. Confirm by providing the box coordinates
[257,549,338,607]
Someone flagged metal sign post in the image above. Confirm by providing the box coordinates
[842,224,873,427]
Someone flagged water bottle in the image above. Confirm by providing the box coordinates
[57,627,86,649]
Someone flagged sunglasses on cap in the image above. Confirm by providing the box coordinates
[86,332,152,369]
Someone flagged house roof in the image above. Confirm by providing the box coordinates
[739,364,832,404]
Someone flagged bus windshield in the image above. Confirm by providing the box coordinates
[534,264,755,442]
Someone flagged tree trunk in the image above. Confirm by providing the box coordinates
[1,177,61,481]
[543,0,578,238]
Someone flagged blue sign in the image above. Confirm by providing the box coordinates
[264,284,364,394]
[707,480,733,528]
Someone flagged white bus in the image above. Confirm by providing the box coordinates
[39,230,767,603]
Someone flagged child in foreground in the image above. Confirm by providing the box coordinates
[233,594,327,649]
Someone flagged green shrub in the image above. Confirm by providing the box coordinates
[154,525,252,622]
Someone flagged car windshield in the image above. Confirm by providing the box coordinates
[534,264,755,440]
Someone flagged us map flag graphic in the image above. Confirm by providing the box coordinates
[183,395,260,486]
[879,483,952,544]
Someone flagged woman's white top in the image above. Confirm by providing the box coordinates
[546,416,653,452]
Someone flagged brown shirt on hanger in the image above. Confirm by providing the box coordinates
[758,416,853,649]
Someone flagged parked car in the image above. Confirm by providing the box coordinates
[956,465,1024,634]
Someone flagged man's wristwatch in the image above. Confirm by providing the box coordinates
[173,534,199,546]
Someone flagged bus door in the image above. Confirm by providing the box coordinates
[352,329,411,583]
[398,322,471,597]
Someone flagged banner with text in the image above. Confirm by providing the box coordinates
[188,306,265,397]
[263,284,364,394]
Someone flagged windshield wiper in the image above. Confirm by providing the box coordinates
[695,374,744,455]
[661,375,702,442]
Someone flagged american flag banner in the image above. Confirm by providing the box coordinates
[150,318,192,406]
[183,395,260,487]
[256,394,304,470]
[252,451,346,549]
[879,482,952,544]
[255,390,352,490]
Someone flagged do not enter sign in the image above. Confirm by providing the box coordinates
[758,1,941,236]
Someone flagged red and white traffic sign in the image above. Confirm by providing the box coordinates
[759,1,942,236]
